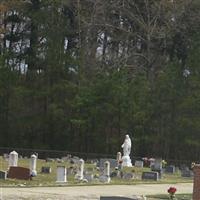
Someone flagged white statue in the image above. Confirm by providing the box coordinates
[121,134,131,156]
[121,134,132,167]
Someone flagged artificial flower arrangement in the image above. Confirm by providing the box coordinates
[168,187,177,199]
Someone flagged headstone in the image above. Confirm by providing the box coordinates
[86,167,94,172]
[165,165,175,174]
[41,166,51,174]
[180,164,189,171]
[84,174,94,182]
[3,153,9,160]
[99,161,111,183]
[30,154,37,176]
[110,171,117,178]
[46,158,54,162]
[75,159,84,180]
[151,159,162,170]
[8,151,18,168]
[116,152,122,163]
[181,169,194,177]
[0,171,7,180]
[123,172,134,180]
[149,158,155,168]
[135,161,144,168]
[121,135,132,167]
[142,171,159,181]
[151,159,162,178]
[7,166,30,180]
[56,158,64,163]
[99,159,118,169]
[61,155,71,162]
[56,166,67,183]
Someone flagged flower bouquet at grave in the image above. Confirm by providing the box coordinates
[167,187,177,199]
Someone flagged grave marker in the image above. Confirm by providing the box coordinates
[7,166,30,180]
[142,171,159,181]
[0,171,7,180]
[56,166,67,183]
[135,161,144,168]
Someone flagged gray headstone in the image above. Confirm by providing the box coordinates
[0,171,7,180]
[151,169,163,179]
[98,159,118,169]
[180,165,189,171]
[61,155,71,162]
[123,173,134,180]
[84,174,94,182]
[46,158,54,162]
[142,171,159,181]
[181,170,194,177]
[110,171,117,178]
[41,166,51,174]
[134,161,144,168]
[56,158,64,163]
[151,159,162,171]
[165,165,175,174]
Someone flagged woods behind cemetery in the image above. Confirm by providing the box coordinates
[0,0,200,161]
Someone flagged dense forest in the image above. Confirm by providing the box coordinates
[0,0,200,160]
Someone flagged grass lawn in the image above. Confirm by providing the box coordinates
[0,156,193,186]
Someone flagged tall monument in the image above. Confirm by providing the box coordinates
[121,134,132,167]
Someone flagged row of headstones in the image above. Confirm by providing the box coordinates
[57,159,111,183]
[8,151,37,175]
[1,151,111,183]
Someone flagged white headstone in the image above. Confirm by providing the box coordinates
[116,152,122,163]
[8,151,18,168]
[30,154,37,176]
[99,161,111,183]
[121,135,132,167]
[56,166,67,183]
[104,161,110,177]
[75,159,84,180]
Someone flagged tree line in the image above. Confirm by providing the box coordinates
[0,0,200,161]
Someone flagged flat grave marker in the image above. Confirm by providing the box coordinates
[7,166,30,180]
[142,171,159,181]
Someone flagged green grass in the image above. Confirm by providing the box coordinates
[0,157,193,187]
[147,194,192,199]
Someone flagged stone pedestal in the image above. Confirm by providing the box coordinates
[193,164,200,200]
[30,154,37,176]
[122,155,132,167]
[56,166,67,183]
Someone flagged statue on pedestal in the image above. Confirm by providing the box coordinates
[121,134,132,167]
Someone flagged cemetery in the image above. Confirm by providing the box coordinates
[1,0,200,199]
[0,136,194,188]
[0,142,195,199]
[0,153,193,187]
[0,135,196,199]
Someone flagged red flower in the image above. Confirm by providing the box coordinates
[168,187,177,194]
